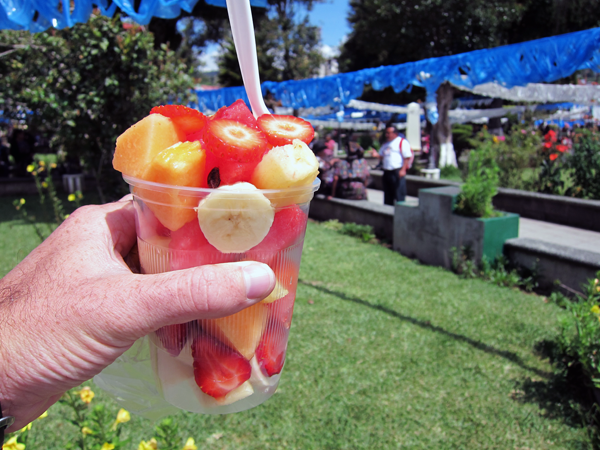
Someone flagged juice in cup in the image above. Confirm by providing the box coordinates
[111,100,319,414]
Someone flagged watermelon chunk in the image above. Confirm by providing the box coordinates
[214,99,259,130]
[249,205,308,255]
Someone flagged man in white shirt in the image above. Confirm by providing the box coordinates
[378,126,413,205]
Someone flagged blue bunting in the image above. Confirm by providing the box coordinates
[195,27,600,110]
[0,0,267,31]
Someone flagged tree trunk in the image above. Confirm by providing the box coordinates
[431,82,455,168]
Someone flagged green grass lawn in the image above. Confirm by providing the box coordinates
[0,195,592,449]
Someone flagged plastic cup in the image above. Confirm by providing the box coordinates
[123,175,319,414]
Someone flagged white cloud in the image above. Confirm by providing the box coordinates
[199,44,221,72]
[320,44,340,59]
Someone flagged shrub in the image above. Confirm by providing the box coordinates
[468,128,543,190]
[454,145,499,218]
[553,273,600,389]
[439,164,462,181]
[567,130,600,200]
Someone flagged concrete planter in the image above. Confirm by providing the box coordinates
[393,186,519,268]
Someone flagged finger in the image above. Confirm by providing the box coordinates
[98,261,275,343]
[102,199,137,257]
[118,193,134,202]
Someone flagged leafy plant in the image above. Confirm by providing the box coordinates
[534,128,570,195]
[567,130,600,200]
[450,246,538,291]
[439,164,463,181]
[1,14,195,201]
[468,128,543,190]
[12,161,81,243]
[454,145,499,218]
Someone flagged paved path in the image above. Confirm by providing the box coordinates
[366,189,600,254]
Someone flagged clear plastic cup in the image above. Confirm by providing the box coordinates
[123,175,319,414]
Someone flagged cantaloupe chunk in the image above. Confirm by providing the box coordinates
[113,114,184,178]
[205,303,269,360]
[135,141,207,231]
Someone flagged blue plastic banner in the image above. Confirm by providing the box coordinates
[0,0,267,31]
[195,27,600,110]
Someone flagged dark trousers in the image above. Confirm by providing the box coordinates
[382,169,406,205]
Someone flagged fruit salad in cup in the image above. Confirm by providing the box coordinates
[112,100,319,414]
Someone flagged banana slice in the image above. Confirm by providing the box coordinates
[197,182,275,253]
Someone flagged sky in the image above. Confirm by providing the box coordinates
[199,0,351,72]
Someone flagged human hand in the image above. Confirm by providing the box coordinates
[0,196,275,430]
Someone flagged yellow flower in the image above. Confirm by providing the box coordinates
[592,305,600,315]
[19,198,25,205]
[111,408,131,430]
[3,436,25,450]
[82,426,94,436]
[182,437,198,450]
[101,443,115,450]
[594,278,598,285]
[492,136,499,143]
[26,165,35,173]
[68,193,76,202]
[19,423,32,432]
[39,160,46,166]
[51,163,57,169]
[38,411,48,419]
[138,438,158,450]
[41,181,48,188]
[78,386,95,404]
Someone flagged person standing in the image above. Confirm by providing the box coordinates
[377,126,412,205]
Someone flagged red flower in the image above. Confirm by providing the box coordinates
[544,130,557,143]
[556,144,568,153]
[543,142,553,149]
[549,153,559,161]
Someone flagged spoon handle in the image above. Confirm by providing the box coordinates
[226,0,270,118]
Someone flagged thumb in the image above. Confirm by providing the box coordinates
[99,261,275,344]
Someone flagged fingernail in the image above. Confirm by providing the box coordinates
[241,262,275,300]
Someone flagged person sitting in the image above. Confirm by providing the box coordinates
[313,140,338,196]
[330,136,371,200]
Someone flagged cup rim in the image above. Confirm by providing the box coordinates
[123,175,321,195]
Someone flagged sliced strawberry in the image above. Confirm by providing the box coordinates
[150,105,207,139]
[257,114,314,147]
[214,99,259,130]
[155,323,188,356]
[203,119,267,163]
[255,318,290,377]
[192,334,252,399]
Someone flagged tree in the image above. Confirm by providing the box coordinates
[0,13,195,201]
[339,0,523,73]
[217,0,324,87]
[339,0,600,167]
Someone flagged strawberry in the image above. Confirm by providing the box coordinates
[192,334,252,399]
[255,318,290,377]
[202,119,268,163]
[214,99,259,130]
[257,114,314,147]
[155,323,188,356]
[150,105,207,139]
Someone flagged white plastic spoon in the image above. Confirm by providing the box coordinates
[225,0,270,118]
